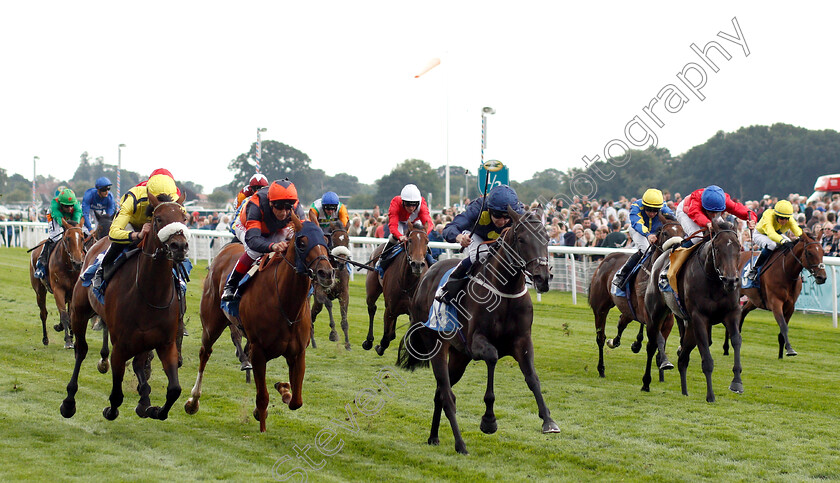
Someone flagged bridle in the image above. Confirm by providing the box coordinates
[787,237,826,278]
[487,211,549,288]
[403,228,428,269]
[704,228,739,283]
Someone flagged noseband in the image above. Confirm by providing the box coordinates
[789,239,825,277]
[705,229,738,283]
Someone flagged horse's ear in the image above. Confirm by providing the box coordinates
[61,217,71,230]
[176,191,186,205]
[507,205,521,223]
[291,208,303,232]
[148,192,161,209]
[533,203,545,221]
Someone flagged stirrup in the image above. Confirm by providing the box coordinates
[221,286,238,302]
[92,267,104,290]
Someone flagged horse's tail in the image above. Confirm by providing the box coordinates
[396,322,432,371]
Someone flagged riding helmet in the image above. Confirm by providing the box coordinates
[146,174,179,199]
[487,185,520,212]
[400,184,422,202]
[57,188,77,206]
[322,191,340,206]
[268,178,298,202]
[95,177,112,190]
[774,200,794,218]
[641,188,664,209]
[700,185,726,212]
[249,173,269,189]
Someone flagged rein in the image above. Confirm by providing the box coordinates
[703,228,738,283]
[472,213,547,297]
[135,236,176,310]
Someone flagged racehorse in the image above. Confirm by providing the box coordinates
[28,219,85,348]
[644,219,743,402]
[311,222,352,350]
[61,194,190,421]
[85,209,113,330]
[184,215,335,432]
[723,231,827,358]
[588,213,684,379]
[397,207,559,454]
[363,222,429,356]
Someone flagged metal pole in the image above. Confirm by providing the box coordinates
[32,156,38,220]
[464,169,469,202]
[832,265,837,328]
[569,253,577,305]
[117,144,125,199]
[444,57,449,210]
[256,127,266,174]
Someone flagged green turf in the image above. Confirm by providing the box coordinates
[1,247,839,481]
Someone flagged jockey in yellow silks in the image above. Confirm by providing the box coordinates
[746,199,802,281]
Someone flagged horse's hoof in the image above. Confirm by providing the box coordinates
[427,437,439,446]
[103,407,119,420]
[64,341,74,350]
[455,442,469,455]
[480,416,497,434]
[97,359,109,374]
[361,339,373,351]
[542,420,561,433]
[136,404,150,418]
[146,406,166,420]
[184,398,199,415]
[253,408,260,421]
[345,343,352,351]
[329,331,338,342]
[786,349,798,357]
[240,361,252,371]
[42,337,49,346]
[311,340,317,349]
[631,342,642,353]
[60,401,76,418]
[706,395,716,403]
[374,345,385,356]
[659,360,674,371]
[723,349,730,356]
[598,371,605,378]
[729,382,744,394]
[606,338,617,349]
[641,386,650,393]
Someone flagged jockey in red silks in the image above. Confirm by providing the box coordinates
[675,185,756,247]
[376,184,435,271]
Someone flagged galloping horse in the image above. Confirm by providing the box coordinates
[588,213,684,378]
[723,231,827,358]
[61,195,190,421]
[644,219,743,402]
[185,215,334,432]
[397,207,559,454]
[29,219,85,348]
[363,222,429,356]
[85,210,114,250]
[311,221,352,350]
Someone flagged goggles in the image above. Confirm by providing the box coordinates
[489,209,510,220]
[403,201,420,208]
[98,187,111,192]
[323,204,338,211]
[271,201,295,211]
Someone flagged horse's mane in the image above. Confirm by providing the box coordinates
[715,220,735,231]
[661,212,677,222]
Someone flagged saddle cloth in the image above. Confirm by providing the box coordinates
[220,256,265,317]
[740,255,761,289]
[667,243,701,295]
[423,268,461,332]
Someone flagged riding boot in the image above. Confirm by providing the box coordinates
[435,257,473,304]
[221,269,246,301]
[35,239,55,279]
[613,250,643,289]
[746,248,772,281]
[425,251,436,266]
[93,242,125,290]
[376,236,399,272]
[680,238,695,249]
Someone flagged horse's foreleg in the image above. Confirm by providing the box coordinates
[363,295,378,351]
[185,316,225,415]
[53,289,74,349]
[339,290,351,350]
[513,338,560,435]
[326,298,339,343]
[631,321,645,353]
[431,352,467,454]
[98,324,110,374]
[726,312,744,394]
[229,324,251,372]
[147,342,181,420]
[777,301,797,357]
[678,325,696,397]
[310,298,323,349]
[132,354,152,418]
[691,318,716,403]
[35,285,49,346]
[594,308,609,378]
[103,346,127,420]
[608,312,632,350]
[285,350,306,411]
[375,308,396,356]
[60,309,89,418]
[481,358,498,435]
[428,387,443,446]
[250,347,269,432]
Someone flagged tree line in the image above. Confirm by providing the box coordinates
[3,123,839,209]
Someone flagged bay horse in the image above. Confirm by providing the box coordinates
[184,214,335,432]
[85,209,113,331]
[311,221,352,350]
[61,194,190,421]
[363,222,429,356]
[588,213,684,379]
[29,219,85,348]
[644,219,743,402]
[397,207,559,454]
[723,231,827,358]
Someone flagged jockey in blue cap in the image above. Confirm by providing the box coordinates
[676,184,756,247]
[81,176,118,235]
[435,184,525,304]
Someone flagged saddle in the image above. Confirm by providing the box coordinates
[666,243,701,295]
[376,245,403,278]
[221,252,277,317]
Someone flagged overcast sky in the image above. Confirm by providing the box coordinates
[1,1,836,196]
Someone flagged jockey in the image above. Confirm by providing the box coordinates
[309,191,349,232]
[92,174,182,290]
[436,185,524,304]
[134,168,183,201]
[376,184,434,271]
[235,173,269,210]
[612,188,673,289]
[676,185,756,247]
[745,199,801,281]
[221,178,307,301]
[81,176,117,235]
[35,188,82,279]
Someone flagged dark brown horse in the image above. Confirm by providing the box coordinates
[311,222,352,350]
[397,207,558,454]
[61,195,190,421]
[723,231,827,358]
[644,219,743,402]
[363,222,429,356]
[29,219,85,348]
[588,213,684,378]
[184,215,334,432]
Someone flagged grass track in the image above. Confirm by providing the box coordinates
[1,247,839,481]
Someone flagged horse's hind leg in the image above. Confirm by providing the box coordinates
[60,303,90,418]
[185,311,227,415]
[339,289,351,350]
[631,321,645,353]
[726,310,744,394]
[691,319,716,403]
[98,324,110,374]
[103,346,127,420]
[250,347,270,432]
[146,342,181,420]
[325,298,339,342]
[593,307,609,378]
[310,297,324,349]
[677,326,697,397]
[35,284,49,346]
[133,354,152,418]
[375,308,397,356]
[779,302,797,357]
[363,278,381,351]
[430,351,468,454]
[513,338,560,435]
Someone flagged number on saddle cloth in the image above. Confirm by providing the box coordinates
[740,254,762,289]
[220,257,263,317]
